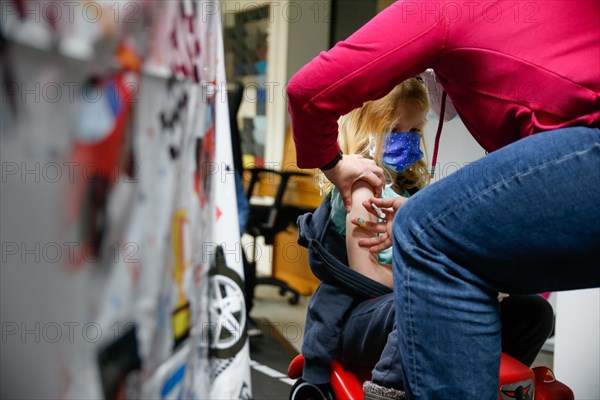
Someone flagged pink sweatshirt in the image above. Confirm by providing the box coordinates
[287,0,600,169]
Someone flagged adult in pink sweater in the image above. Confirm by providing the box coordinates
[287,1,599,399]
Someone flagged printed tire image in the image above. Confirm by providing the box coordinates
[208,246,247,359]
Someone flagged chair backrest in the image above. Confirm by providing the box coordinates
[244,127,322,243]
[247,127,323,209]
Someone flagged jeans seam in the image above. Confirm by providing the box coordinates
[402,252,419,396]
[413,145,600,239]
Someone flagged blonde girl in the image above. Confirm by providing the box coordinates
[318,77,430,288]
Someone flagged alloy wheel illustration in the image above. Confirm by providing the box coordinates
[208,246,247,358]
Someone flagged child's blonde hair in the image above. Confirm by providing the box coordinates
[318,78,430,194]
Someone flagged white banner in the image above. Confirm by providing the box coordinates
[207,11,253,400]
[0,0,251,398]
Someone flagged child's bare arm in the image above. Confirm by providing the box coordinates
[345,181,393,289]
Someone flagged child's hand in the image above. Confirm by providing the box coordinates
[323,154,384,212]
[350,197,408,252]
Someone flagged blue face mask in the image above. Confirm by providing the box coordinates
[373,131,424,172]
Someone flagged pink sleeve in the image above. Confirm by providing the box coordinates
[287,2,447,168]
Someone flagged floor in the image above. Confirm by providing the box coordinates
[248,285,306,399]
[250,285,308,354]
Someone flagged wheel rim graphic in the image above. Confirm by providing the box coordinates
[209,272,246,357]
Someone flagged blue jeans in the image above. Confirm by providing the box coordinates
[392,127,600,399]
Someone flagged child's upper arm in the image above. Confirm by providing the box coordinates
[345,181,393,288]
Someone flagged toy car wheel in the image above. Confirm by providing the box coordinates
[289,379,335,400]
[288,294,299,305]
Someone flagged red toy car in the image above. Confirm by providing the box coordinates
[288,353,573,400]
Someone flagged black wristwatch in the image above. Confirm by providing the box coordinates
[319,150,343,171]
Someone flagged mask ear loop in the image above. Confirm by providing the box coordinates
[430,91,447,179]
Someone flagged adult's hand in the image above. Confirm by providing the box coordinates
[323,154,384,212]
[350,196,408,252]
